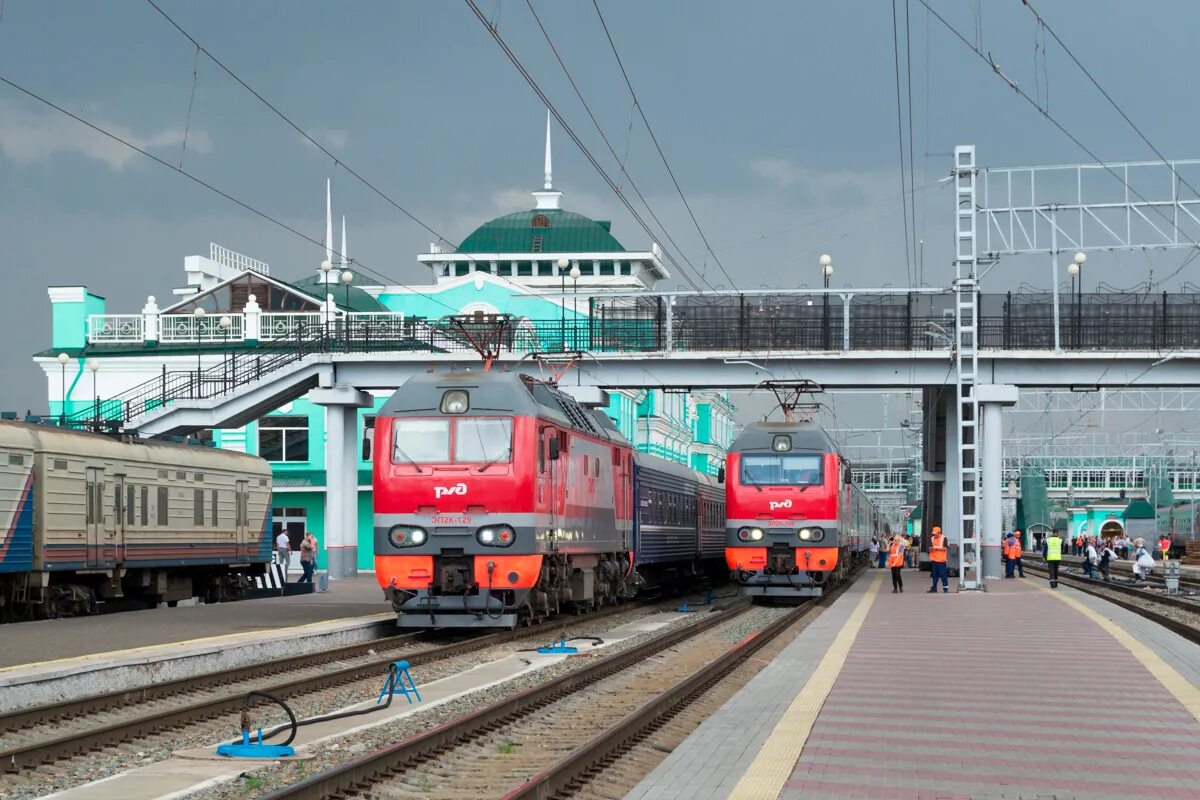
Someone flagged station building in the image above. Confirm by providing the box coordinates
[34,125,736,577]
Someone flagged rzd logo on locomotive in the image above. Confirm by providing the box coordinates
[769,499,793,511]
[434,482,468,499]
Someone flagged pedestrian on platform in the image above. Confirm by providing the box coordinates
[1011,529,1025,578]
[299,531,317,584]
[907,534,919,568]
[1098,540,1117,581]
[927,526,949,593]
[877,536,888,569]
[1159,534,1172,562]
[888,533,906,593]
[1083,537,1098,579]
[869,537,879,568]
[275,530,291,572]
[1133,537,1156,581]
[1044,528,1064,588]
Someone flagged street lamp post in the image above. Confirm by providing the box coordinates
[820,254,833,349]
[192,307,206,396]
[341,270,354,351]
[569,264,581,350]
[218,316,232,392]
[56,352,69,426]
[320,259,334,338]
[556,257,570,351]
[1068,251,1085,349]
[86,358,100,430]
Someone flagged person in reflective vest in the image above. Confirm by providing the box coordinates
[887,533,906,593]
[927,526,949,593]
[1043,528,1063,588]
[1009,529,1024,578]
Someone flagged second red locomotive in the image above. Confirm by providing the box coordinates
[723,421,882,597]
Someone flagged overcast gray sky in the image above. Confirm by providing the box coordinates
[3,0,1200,431]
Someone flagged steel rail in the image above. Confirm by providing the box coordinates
[1025,558,1200,611]
[258,600,756,800]
[501,574,858,800]
[1023,565,1200,646]
[0,628,412,734]
[0,599,653,772]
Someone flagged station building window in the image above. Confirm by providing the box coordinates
[259,415,309,462]
[455,264,470,276]
[517,261,533,277]
[538,262,554,276]
[531,214,551,228]
[599,261,615,276]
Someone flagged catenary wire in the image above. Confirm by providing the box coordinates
[462,0,713,296]
[589,0,741,292]
[522,0,710,289]
[917,0,1200,270]
[905,0,918,274]
[0,73,463,315]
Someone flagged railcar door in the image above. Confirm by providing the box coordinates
[112,474,126,565]
[85,467,103,567]
[235,480,249,556]
[538,427,557,543]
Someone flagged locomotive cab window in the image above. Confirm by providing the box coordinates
[741,453,824,486]
[391,417,513,465]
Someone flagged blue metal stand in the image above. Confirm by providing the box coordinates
[536,637,578,654]
[376,659,422,705]
[216,729,295,759]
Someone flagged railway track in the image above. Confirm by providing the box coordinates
[1023,564,1200,646]
[0,599,659,774]
[256,576,856,800]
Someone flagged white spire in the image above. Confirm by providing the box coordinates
[533,109,564,210]
[325,178,333,266]
[340,215,347,267]
[543,109,553,190]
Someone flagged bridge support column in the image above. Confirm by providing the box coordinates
[978,385,1018,581]
[311,385,372,579]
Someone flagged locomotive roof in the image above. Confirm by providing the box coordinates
[380,371,632,446]
[729,421,838,454]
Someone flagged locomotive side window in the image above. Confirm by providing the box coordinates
[158,486,169,525]
[141,486,149,527]
[741,454,823,486]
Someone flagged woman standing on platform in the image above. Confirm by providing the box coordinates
[869,537,879,568]
[299,531,318,584]
[888,533,906,593]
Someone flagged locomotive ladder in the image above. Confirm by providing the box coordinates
[953,146,983,591]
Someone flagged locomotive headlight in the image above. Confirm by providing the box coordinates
[440,390,469,414]
[749,527,764,541]
[389,525,428,548]
[737,527,761,542]
[808,526,825,542]
[799,528,812,541]
[476,524,515,547]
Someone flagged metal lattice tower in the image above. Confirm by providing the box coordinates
[954,146,982,590]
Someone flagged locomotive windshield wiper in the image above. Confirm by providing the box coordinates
[392,445,425,473]
[475,447,512,473]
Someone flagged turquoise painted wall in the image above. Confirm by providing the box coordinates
[51,291,105,350]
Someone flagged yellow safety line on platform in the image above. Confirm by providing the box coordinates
[1039,585,1200,724]
[729,574,882,800]
[0,612,394,674]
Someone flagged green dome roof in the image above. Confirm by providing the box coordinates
[289,273,387,312]
[459,209,625,254]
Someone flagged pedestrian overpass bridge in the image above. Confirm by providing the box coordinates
[59,287,1200,582]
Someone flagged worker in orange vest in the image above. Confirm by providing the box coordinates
[887,533,906,593]
[1004,530,1025,578]
[927,526,949,593]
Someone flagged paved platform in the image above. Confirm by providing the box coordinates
[627,570,1200,800]
[0,576,392,709]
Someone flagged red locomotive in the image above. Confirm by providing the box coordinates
[373,371,722,627]
[723,420,884,597]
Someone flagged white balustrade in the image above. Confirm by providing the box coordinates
[87,314,144,343]
[259,312,324,340]
[159,314,245,342]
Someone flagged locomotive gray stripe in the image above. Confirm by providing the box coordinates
[726,518,838,529]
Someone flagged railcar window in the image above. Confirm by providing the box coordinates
[158,487,169,525]
[140,486,148,526]
[211,489,218,527]
[258,415,309,462]
[740,454,824,486]
[194,489,204,525]
[392,418,450,463]
[127,486,135,526]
